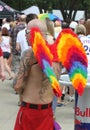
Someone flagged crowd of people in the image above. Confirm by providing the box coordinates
[0,13,90,130]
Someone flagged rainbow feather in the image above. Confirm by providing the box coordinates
[28,27,88,96]
[29,28,62,97]
[52,29,88,96]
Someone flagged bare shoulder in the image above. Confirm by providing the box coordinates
[13,48,37,92]
[21,48,37,67]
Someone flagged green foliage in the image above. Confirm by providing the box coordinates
[1,0,90,20]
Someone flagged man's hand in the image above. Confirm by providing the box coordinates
[14,86,21,93]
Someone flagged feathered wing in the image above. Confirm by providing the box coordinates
[29,27,88,96]
[29,28,62,97]
[51,29,88,96]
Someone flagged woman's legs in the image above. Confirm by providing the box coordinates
[8,54,12,69]
[4,58,13,79]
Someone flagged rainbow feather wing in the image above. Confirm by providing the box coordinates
[29,28,62,97]
[55,29,88,96]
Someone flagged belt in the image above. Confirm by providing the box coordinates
[21,101,52,110]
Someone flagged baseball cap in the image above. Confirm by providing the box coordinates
[69,21,78,30]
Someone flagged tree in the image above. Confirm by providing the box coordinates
[47,0,90,21]
[81,0,90,19]
[1,0,90,21]
[53,0,90,22]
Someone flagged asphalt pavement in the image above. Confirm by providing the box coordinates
[0,76,74,130]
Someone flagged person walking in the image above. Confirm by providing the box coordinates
[14,13,38,106]
[0,47,5,81]
[0,27,13,79]
[14,19,61,130]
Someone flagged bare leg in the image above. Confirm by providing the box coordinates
[8,54,12,69]
[4,58,13,78]
[68,86,75,101]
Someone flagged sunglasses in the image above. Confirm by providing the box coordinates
[25,29,30,34]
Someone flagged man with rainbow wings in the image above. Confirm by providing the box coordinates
[14,19,87,130]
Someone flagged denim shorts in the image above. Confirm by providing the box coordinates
[3,52,11,59]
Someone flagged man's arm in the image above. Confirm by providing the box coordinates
[16,42,21,52]
[14,49,37,92]
[16,32,21,52]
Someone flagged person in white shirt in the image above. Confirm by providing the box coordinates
[15,13,38,106]
[75,23,90,74]
[16,13,38,57]
[0,27,13,79]
[2,18,10,31]
[16,28,30,57]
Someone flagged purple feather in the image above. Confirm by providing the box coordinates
[54,121,61,130]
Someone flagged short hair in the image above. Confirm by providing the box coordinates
[45,18,54,37]
[75,24,86,35]
[6,17,11,22]
[20,14,26,22]
[84,19,90,35]
[62,22,69,29]
[2,27,9,36]
[26,13,38,24]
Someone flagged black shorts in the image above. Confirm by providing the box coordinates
[3,52,11,59]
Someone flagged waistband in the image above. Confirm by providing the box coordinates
[21,101,52,110]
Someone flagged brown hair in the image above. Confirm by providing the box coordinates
[19,14,26,22]
[2,27,9,36]
[26,13,38,24]
[75,24,86,35]
[45,18,54,37]
[84,19,90,35]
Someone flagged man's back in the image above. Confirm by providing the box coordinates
[20,48,54,104]
[14,19,61,130]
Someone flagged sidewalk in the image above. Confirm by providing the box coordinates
[0,78,74,130]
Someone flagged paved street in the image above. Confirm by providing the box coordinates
[0,78,74,130]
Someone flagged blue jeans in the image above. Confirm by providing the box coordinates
[52,96,57,113]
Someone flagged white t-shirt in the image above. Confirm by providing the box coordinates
[16,28,30,56]
[2,23,10,30]
[0,36,11,53]
[79,35,90,74]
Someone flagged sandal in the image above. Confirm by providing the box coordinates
[8,77,13,80]
[57,102,65,107]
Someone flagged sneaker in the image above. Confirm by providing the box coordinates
[69,95,75,102]
[57,102,65,107]
[61,94,65,101]
[8,77,13,80]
